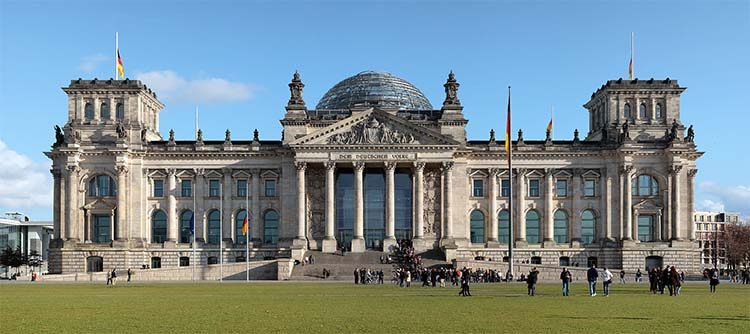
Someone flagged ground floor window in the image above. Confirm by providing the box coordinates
[151,257,161,269]
[86,256,103,272]
[207,256,218,265]
[498,210,510,244]
[530,256,542,265]
[587,256,598,268]
[470,210,485,244]
[179,256,190,267]
[559,256,570,267]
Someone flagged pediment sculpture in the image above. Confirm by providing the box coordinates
[328,116,416,145]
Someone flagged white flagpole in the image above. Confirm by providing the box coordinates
[195,106,199,137]
[192,183,196,282]
[115,32,118,79]
[246,177,250,282]
[220,182,223,282]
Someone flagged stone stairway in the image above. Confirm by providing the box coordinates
[289,249,450,281]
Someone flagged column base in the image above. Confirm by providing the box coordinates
[514,239,528,248]
[291,237,308,248]
[670,239,694,248]
[322,238,338,253]
[442,242,459,261]
[570,239,582,248]
[439,237,457,248]
[350,238,365,253]
[112,239,129,248]
[382,237,397,252]
[486,240,501,248]
[290,244,306,261]
[162,240,178,249]
[621,239,637,248]
[542,240,556,248]
[63,239,80,248]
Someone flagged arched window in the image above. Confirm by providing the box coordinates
[84,103,94,120]
[624,103,631,119]
[116,103,125,120]
[526,210,540,244]
[554,210,569,244]
[100,103,110,120]
[581,210,597,244]
[179,210,193,244]
[88,175,117,197]
[235,210,248,244]
[86,256,103,272]
[498,210,510,244]
[151,210,167,243]
[655,103,663,118]
[470,210,485,244]
[639,103,647,119]
[264,210,279,245]
[633,175,659,196]
[207,210,221,245]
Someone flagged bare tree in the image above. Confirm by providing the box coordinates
[725,223,750,269]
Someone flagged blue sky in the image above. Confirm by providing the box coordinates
[1,0,748,220]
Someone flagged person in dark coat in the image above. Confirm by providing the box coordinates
[587,265,599,296]
[670,266,682,296]
[354,268,359,284]
[527,268,539,296]
[560,268,572,296]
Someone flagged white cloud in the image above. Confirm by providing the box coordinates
[696,199,725,213]
[698,181,750,216]
[0,139,52,211]
[135,70,257,104]
[78,53,109,73]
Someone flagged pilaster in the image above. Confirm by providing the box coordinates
[322,162,338,253]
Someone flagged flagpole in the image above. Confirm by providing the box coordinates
[192,184,196,282]
[246,177,250,282]
[507,86,514,279]
[115,32,118,79]
[220,182,223,282]
[630,32,635,80]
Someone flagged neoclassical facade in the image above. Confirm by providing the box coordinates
[46,71,703,274]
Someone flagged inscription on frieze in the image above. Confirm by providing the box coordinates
[332,153,416,161]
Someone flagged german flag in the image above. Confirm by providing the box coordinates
[547,117,553,134]
[241,213,248,236]
[116,49,124,79]
[505,87,511,154]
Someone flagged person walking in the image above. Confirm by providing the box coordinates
[670,267,682,296]
[560,268,572,296]
[709,268,719,293]
[111,268,117,286]
[354,268,359,285]
[648,268,658,294]
[602,267,613,296]
[127,268,132,282]
[619,269,626,284]
[635,269,642,283]
[406,270,412,287]
[587,264,599,296]
[106,271,112,285]
[527,268,539,296]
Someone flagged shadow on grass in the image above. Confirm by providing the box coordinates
[555,316,652,321]
[692,316,749,321]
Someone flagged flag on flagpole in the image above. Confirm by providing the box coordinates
[241,213,248,235]
[505,89,512,154]
[546,117,553,133]
[189,212,195,235]
[628,32,634,80]
[116,49,124,79]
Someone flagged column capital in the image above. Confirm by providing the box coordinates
[116,165,129,175]
[295,161,307,171]
[669,165,683,176]
[165,168,177,176]
[544,168,555,177]
[384,161,397,171]
[414,161,426,171]
[353,161,365,171]
[687,168,698,178]
[441,161,454,172]
[66,165,79,174]
[489,167,501,177]
[50,168,62,179]
[620,165,635,176]
[193,168,205,176]
[221,167,233,175]
[324,161,336,171]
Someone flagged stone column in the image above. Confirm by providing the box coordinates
[93,96,100,122]
[51,169,63,241]
[687,169,698,240]
[442,162,454,243]
[295,162,307,244]
[488,168,500,244]
[166,168,178,243]
[603,174,613,242]
[115,165,128,243]
[322,162,337,253]
[515,169,527,246]
[222,168,233,244]
[414,162,426,240]
[250,169,261,244]
[65,165,80,243]
[671,165,683,240]
[351,162,366,252]
[656,209,663,241]
[571,170,581,244]
[109,97,116,122]
[633,210,640,241]
[194,169,206,243]
[622,166,634,241]
[383,162,397,250]
[543,169,554,246]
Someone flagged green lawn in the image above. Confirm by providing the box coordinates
[1,282,748,333]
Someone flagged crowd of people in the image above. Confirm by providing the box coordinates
[647,266,686,295]
[726,268,750,284]
[353,267,384,285]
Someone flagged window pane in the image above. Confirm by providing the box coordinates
[264,210,279,245]
[151,210,167,243]
[209,180,220,197]
[181,180,192,197]
[265,180,276,197]
[554,210,568,243]
[470,210,484,243]
[101,103,110,119]
[498,210,510,244]
[584,180,596,197]
[237,180,248,197]
[179,210,193,244]
[472,179,484,197]
[526,211,540,244]
[153,180,164,197]
[93,215,111,243]
[581,210,596,244]
[529,180,540,197]
[556,179,567,197]
[501,179,510,197]
[207,210,221,245]
[638,215,653,242]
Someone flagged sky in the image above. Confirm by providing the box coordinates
[0,0,748,221]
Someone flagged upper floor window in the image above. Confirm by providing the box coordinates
[181,180,193,197]
[237,179,248,197]
[84,103,94,120]
[265,179,276,197]
[116,103,124,120]
[584,179,596,197]
[655,103,663,118]
[209,179,221,197]
[500,179,510,197]
[632,175,659,196]
[88,175,117,197]
[555,179,568,197]
[100,103,110,120]
[153,179,164,197]
[472,179,484,197]
[639,103,647,119]
[624,103,632,119]
[528,179,540,197]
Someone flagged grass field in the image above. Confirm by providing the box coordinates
[1,281,748,333]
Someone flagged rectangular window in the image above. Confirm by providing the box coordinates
[700,216,704,222]
[179,257,190,267]
[93,215,111,243]
[501,179,510,197]
[556,179,567,197]
[264,180,276,197]
[472,179,484,197]
[209,180,220,197]
[153,180,164,197]
[237,180,248,197]
[637,215,653,242]
[528,179,540,197]
[584,179,596,197]
[181,180,192,197]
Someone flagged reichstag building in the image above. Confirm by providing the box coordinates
[46,70,702,274]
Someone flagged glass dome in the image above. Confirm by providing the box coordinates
[315,71,433,110]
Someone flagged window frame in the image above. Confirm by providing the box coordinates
[472,179,485,198]
[583,179,597,197]
[208,179,221,198]
[264,179,277,197]
[181,179,193,198]
[555,179,568,198]
[528,179,540,198]
[153,179,164,198]
[237,179,248,198]
[500,179,510,198]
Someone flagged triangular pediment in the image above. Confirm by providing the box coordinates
[633,199,662,211]
[290,108,459,147]
[83,198,117,211]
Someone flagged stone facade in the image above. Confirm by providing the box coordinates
[46,73,703,276]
